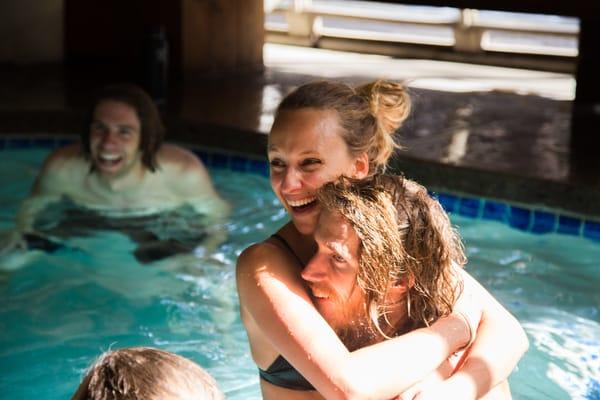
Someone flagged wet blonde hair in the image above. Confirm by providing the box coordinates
[317,175,466,336]
[276,80,411,174]
[71,347,224,400]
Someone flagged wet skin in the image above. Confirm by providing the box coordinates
[268,108,368,236]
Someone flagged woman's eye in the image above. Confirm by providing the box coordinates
[301,158,322,169]
[269,159,285,169]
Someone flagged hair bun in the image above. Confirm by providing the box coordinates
[356,80,411,172]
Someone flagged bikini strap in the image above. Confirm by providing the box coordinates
[270,233,305,267]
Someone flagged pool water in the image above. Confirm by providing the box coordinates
[1,148,599,400]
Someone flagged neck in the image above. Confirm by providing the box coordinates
[339,296,411,351]
[280,222,318,264]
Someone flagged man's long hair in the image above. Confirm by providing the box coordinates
[317,174,466,338]
[82,84,165,172]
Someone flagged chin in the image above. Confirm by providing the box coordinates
[291,216,318,236]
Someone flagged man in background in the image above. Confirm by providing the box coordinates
[3,84,229,261]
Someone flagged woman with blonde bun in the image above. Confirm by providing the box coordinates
[237,80,527,400]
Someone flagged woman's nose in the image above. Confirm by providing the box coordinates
[281,168,302,193]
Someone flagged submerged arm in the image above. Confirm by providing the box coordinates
[237,244,471,400]
[1,149,65,253]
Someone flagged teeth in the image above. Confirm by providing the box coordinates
[310,286,329,299]
[100,154,121,161]
[288,196,316,207]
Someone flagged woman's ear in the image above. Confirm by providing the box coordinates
[352,153,369,179]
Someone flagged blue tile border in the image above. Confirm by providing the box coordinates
[31,137,58,148]
[557,215,582,236]
[2,135,600,244]
[531,210,556,234]
[431,188,600,243]
[248,159,269,177]
[5,137,32,149]
[436,193,459,214]
[583,221,600,242]
[482,200,508,223]
[210,153,229,169]
[509,206,531,231]
[57,138,76,147]
[0,136,76,150]
[230,156,249,172]
[192,149,210,165]
[458,197,481,218]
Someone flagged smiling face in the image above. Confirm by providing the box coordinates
[268,108,368,235]
[301,209,366,333]
[88,100,143,179]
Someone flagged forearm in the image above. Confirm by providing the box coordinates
[341,313,471,398]
[448,311,527,398]
[448,271,529,398]
[15,195,53,233]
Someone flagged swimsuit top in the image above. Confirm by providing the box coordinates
[257,234,316,391]
[259,355,315,391]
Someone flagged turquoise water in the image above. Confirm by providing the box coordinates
[1,148,599,399]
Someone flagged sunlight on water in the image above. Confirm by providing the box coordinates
[1,148,598,400]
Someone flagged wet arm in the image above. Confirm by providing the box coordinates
[412,269,529,400]
[237,245,471,400]
[0,157,62,253]
[440,269,528,399]
[172,156,230,220]
[15,153,64,233]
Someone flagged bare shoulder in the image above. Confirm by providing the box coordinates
[157,143,206,172]
[41,142,85,171]
[237,240,300,282]
[154,143,225,209]
[237,241,279,273]
[33,143,87,195]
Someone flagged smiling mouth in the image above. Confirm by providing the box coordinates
[308,285,331,301]
[287,196,317,212]
[97,153,123,167]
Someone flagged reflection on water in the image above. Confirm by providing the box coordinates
[0,149,598,400]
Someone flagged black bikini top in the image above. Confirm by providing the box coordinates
[259,355,315,391]
[257,234,315,391]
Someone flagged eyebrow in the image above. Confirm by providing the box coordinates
[91,120,137,129]
[326,241,351,259]
[267,146,320,156]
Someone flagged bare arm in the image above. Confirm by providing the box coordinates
[409,269,529,400]
[237,243,471,400]
[16,144,73,233]
[442,269,528,398]
[1,147,67,253]
[166,145,230,220]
